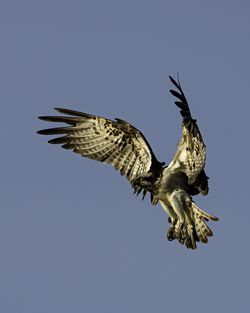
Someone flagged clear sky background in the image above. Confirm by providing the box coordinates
[1,1,249,312]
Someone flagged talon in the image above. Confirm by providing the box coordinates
[185,237,192,248]
[179,225,188,244]
[167,225,175,241]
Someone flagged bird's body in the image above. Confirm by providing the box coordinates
[38,76,219,249]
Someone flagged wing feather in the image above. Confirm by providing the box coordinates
[38,108,162,183]
[168,76,206,185]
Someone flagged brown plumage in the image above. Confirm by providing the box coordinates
[38,76,219,250]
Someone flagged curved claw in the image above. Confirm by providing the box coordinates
[167,225,175,241]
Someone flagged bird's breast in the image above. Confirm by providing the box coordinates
[155,167,189,201]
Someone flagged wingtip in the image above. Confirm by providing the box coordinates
[169,74,181,90]
[53,107,94,118]
[212,216,220,222]
[169,73,180,81]
[37,129,50,135]
[38,116,48,121]
[169,75,175,84]
[54,107,65,113]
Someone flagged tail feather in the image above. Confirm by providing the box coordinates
[165,201,219,249]
[192,202,218,244]
[192,202,219,221]
[194,218,208,243]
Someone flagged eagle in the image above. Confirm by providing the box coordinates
[37,76,219,250]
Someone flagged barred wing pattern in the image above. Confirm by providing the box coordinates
[168,76,206,185]
[37,108,162,182]
[37,76,219,250]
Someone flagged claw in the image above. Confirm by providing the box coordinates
[167,224,175,241]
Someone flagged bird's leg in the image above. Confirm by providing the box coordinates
[159,201,177,241]
[170,190,186,223]
[167,223,177,241]
[170,191,197,249]
[169,190,194,244]
[166,215,179,241]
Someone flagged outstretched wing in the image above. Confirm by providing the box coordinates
[168,76,206,185]
[37,108,162,183]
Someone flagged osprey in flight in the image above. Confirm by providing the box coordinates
[38,76,218,250]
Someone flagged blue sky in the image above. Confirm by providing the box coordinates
[1,1,250,312]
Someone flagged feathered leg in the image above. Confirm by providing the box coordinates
[170,190,197,249]
[159,200,177,241]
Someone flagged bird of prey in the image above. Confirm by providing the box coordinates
[37,76,218,250]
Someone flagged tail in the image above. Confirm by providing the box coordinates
[166,201,219,250]
[192,202,219,244]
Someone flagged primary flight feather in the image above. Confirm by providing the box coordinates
[38,76,219,249]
